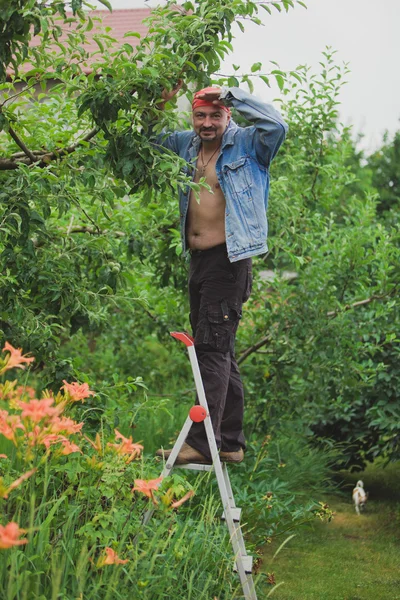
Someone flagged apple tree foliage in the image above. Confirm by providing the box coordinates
[0,0,300,372]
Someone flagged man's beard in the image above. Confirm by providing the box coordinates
[200,128,218,140]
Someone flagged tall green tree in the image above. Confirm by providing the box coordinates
[0,0,303,383]
[368,130,400,217]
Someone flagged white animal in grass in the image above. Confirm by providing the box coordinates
[352,480,368,515]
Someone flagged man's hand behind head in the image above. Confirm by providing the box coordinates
[195,88,222,105]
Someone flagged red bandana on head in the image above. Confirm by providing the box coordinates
[192,87,231,115]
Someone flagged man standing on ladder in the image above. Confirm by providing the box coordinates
[156,85,288,465]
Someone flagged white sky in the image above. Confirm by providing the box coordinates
[91,0,400,153]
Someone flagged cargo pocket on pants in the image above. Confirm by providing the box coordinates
[206,301,241,353]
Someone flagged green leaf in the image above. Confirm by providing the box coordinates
[40,17,48,34]
[260,4,272,14]
[228,76,240,87]
[92,37,104,52]
[290,71,303,83]
[245,78,254,93]
[96,0,112,10]
[275,74,285,90]
[251,62,262,73]
[185,60,197,70]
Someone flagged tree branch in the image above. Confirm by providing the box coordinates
[237,333,273,365]
[238,290,397,365]
[67,226,125,238]
[7,124,37,163]
[215,70,275,78]
[0,81,38,108]
[0,126,99,171]
[326,292,395,317]
[11,149,48,159]
[63,126,99,153]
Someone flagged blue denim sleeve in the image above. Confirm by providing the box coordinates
[220,87,288,166]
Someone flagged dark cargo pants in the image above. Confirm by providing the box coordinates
[185,243,252,459]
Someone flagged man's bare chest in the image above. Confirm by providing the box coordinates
[194,150,222,192]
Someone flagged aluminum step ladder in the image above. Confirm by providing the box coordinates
[143,331,258,600]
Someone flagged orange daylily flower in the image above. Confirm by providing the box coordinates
[104,547,129,565]
[170,489,195,509]
[26,425,47,449]
[0,410,24,444]
[1,342,34,374]
[60,439,82,455]
[0,454,7,459]
[98,547,129,566]
[132,476,163,505]
[38,434,81,455]
[50,416,84,435]
[107,429,143,461]
[62,381,95,402]
[0,522,28,549]
[40,433,67,449]
[0,468,37,499]
[18,397,61,423]
[17,385,36,399]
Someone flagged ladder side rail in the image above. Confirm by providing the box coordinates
[187,345,212,411]
[187,344,241,530]
[222,464,249,557]
[222,465,249,559]
[187,344,242,541]
[222,462,237,507]
[187,343,257,599]
[187,344,257,599]
[203,413,257,599]
[164,415,193,472]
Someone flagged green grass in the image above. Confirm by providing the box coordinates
[262,490,400,600]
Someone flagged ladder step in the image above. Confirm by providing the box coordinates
[234,555,253,574]
[221,507,242,522]
[173,463,214,472]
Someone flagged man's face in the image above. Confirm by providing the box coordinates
[192,105,230,143]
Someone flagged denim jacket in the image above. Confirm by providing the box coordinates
[158,87,288,262]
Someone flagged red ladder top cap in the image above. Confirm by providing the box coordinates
[170,332,195,347]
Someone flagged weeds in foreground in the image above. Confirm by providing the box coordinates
[0,343,238,599]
